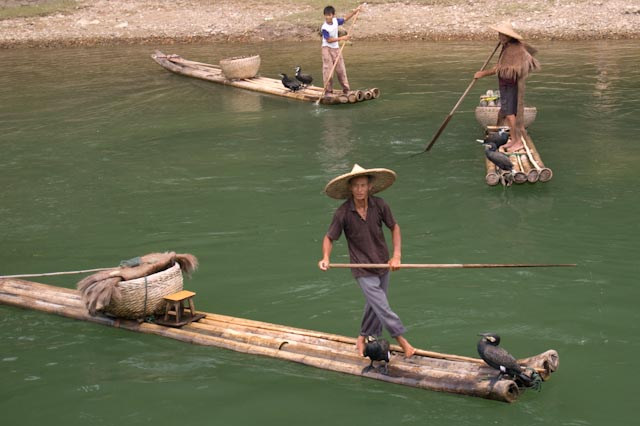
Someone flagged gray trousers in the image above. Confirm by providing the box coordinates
[356,272,407,338]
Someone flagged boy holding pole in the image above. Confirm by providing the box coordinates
[320,4,362,95]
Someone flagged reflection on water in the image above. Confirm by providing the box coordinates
[0,41,639,426]
[318,110,355,174]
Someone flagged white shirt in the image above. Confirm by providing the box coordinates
[321,17,345,48]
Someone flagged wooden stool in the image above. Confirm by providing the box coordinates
[156,290,204,327]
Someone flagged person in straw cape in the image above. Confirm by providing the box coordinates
[474,21,540,152]
[318,164,416,358]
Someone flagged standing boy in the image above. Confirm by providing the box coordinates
[321,5,362,95]
[318,164,416,358]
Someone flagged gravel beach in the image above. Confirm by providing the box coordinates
[1,0,639,48]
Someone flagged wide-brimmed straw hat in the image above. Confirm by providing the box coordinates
[324,164,397,199]
[490,21,523,40]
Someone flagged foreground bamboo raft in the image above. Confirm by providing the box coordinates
[0,278,558,403]
[151,51,380,105]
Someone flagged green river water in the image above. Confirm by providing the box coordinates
[1,40,638,425]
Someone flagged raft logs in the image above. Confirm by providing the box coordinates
[484,129,553,186]
[0,277,559,403]
[152,52,379,105]
[245,76,380,105]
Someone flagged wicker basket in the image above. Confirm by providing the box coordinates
[220,55,261,80]
[104,262,183,319]
[475,106,537,128]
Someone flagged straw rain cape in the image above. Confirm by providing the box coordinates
[496,41,540,82]
[496,41,541,129]
[77,252,198,315]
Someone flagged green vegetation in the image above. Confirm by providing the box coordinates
[0,0,77,20]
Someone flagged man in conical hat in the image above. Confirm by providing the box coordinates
[475,21,540,152]
[318,164,416,358]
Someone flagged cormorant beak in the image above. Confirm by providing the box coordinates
[478,333,496,342]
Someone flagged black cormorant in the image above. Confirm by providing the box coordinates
[294,66,313,87]
[362,336,391,375]
[482,143,516,186]
[279,73,302,92]
[482,127,510,150]
[483,143,513,173]
[477,333,542,390]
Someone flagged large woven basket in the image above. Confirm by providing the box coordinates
[220,55,261,80]
[475,106,537,128]
[104,262,183,319]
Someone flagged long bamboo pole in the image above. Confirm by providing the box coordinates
[315,5,363,105]
[329,263,576,269]
[422,42,501,152]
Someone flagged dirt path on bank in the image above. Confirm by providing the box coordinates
[1,0,639,48]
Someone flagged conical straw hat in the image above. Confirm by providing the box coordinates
[324,164,397,199]
[490,21,523,40]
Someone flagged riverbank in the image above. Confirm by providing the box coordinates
[1,0,640,48]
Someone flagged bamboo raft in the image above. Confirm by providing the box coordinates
[0,277,559,403]
[151,51,380,105]
[483,129,553,186]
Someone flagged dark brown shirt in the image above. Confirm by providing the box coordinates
[326,196,397,277]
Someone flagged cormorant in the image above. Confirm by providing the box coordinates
[294,66,313,87]
[279,73,302,92]
[482,127,510,150]
[477,333,542,390]
[362,336,391,375]
[483,143,513,172]
[482,142,516,186]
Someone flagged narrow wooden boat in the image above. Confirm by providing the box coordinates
[0,277,559,403]
[151,51,380,105]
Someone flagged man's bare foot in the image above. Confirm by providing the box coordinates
[395,335,416,358]
[356,335,365,356]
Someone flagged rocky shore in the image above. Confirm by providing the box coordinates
[1,0,639,48]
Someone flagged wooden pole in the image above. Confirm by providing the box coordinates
[315,6,363,105]
[329,263,576,269]
[422,42,501,152]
